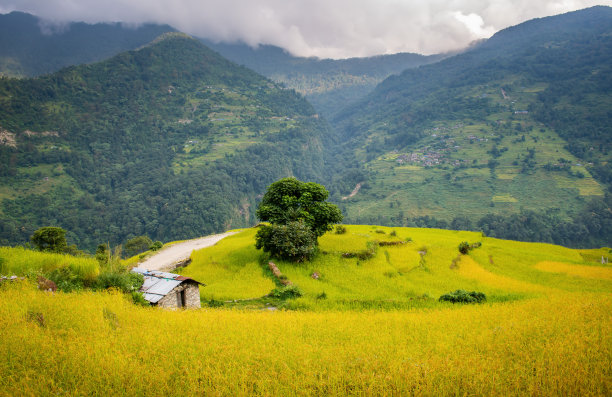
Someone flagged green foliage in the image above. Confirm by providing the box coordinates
[256,178,343,238]
[131,291,150,306]
[439,290,487,304]
[0,12,174,77]
[95,271,143,293]
[124,236,153,257]
[30,227,67,253]
[342,241,378,260]
[335,225,347,234]
[47,266,85,292]
[459,242,470,255]
[255,221,318,262]
[0,34,330,251]
[149,241,163,251]
[270,285,303,299]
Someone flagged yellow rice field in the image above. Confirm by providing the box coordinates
[0,226,610,395]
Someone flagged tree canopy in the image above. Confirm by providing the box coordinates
[255,178,342,262]
[256,178,343,237]
[30,226,67,253]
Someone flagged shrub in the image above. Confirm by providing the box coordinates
[149,241,163,251]
[270,285,302,299]
[342,241,378,260]
[335,225,347,234]
[48,266,85,292]
[131,291,149,306]
[95,272,144,293]
[459,241,482,254]
[439,290,486,304]
[255,221,317,262]
[124,236,153,257]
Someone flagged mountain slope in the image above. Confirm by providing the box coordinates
[0,33,330,250]
[332,6,612,247]
[202,40,446,117]
[0,11,175,77]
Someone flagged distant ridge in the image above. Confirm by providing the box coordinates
[0,11,175,77]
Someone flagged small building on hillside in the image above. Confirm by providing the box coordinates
[131,268,203,309]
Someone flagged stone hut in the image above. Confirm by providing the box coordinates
[131,268,203,309]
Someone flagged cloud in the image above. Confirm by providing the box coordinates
[0,0,606,58]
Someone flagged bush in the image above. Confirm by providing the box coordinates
[124,236,153,257]
[335,225,347,234]
[459,241,482,254]
[131,291,150,306]
[270,285,303,299]
[458,242,470,254]
[255,221,317,262]
[95,271,144,293]
[149,241,163,251]
[342,241,378,260]
[48,266,85,292]
[439,290,486,304]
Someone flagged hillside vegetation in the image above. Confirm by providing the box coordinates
[0,226,610,395]
[332,6,612,247]
[0,33,331,250]
[203,41,446,117]
[0,12,175,77]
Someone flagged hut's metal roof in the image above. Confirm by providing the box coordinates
[131,268,203,304]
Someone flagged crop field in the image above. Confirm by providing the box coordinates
[0,226,610,395]
[342,77,605,223]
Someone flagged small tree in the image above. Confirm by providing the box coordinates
[124,235,153,257]
[31,227,67,253]
[255,178,342,261]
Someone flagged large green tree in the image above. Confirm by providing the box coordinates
[256,178,343,237]
[255,178,342,262]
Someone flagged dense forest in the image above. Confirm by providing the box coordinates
[203,40,446,118]
[0,12,175,77]
[0,34,335,251]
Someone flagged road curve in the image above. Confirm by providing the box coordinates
[137,231,237,272]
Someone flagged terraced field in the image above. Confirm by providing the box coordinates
[1,226,610,395]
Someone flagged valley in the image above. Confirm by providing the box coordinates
[0,5,611,395]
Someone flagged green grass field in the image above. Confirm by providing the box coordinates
[179,226,612,310]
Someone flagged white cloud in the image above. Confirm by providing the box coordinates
[0,0,608,58]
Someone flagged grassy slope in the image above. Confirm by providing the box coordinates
[0,227,610,395]
[180,226,611,310]
[341,77,605,223]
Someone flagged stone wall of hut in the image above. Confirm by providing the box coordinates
[157,282,201,309]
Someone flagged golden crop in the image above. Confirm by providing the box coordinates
[0,226,610,395]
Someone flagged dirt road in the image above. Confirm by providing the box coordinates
[137,232,237,272]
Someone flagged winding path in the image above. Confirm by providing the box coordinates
[137,232,237,272]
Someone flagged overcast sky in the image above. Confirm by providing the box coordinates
[2,0,609,58]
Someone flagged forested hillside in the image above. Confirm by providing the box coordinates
[203,40,445,117]
[0,12,175,77]
[333,6,612,247]
[0,33,331,250]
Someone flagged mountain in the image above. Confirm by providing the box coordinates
[331,6,612,247]
[0,11,175,77]
[202,40,446,117]
[0,33,331,250]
